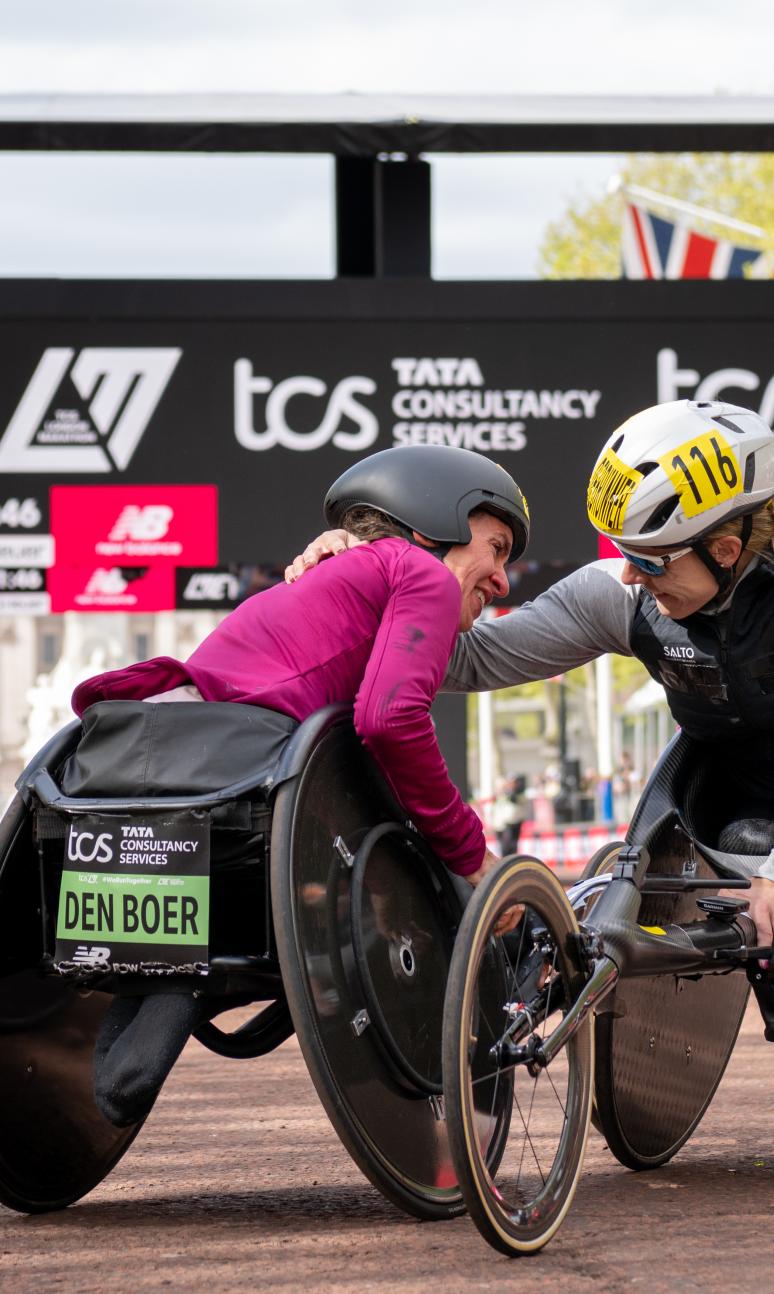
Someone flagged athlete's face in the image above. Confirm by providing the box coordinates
[442,513,512,631]
[618,534,744,619]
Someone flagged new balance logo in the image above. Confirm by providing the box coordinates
[75,568,139,607]
[96,504,182,556]
[71,944,112,967]
[83,568,128,596]
[108,505,173,542]
[0,347,181,473]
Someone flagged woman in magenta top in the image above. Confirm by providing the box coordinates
[78,445,530,1128]
[73,445,530,884]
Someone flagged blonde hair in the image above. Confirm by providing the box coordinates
[708,498,774,560]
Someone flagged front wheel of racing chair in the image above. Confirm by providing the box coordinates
[579,733,752,1171]
[443,857,594,1256]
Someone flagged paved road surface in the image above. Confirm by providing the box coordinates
[2,1002,773,1293]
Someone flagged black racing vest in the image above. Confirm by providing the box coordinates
[630,564,774,742]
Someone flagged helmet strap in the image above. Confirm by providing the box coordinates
[407,529,452,562]
[692,539,734,597]
[693,513,754,598]
[736,513,754,565]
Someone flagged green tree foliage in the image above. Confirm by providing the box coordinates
[538,153,774,279]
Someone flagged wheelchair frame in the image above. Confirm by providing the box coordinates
[0,704,510,1221]
[442,731,771,1257]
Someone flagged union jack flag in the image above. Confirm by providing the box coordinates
[622,200,763,280]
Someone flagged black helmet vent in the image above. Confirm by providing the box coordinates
[642,496,679,534]
[714,415,744,435]
[744,455,756,491]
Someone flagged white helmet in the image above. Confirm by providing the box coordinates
[587,399,774,548]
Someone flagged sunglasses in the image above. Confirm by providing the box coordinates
[615,544,694,577]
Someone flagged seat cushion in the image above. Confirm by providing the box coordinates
[60,700,298,798]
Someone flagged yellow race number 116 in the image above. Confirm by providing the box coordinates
[658,430,742,519]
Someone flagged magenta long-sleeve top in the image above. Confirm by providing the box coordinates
[71,539,486,876]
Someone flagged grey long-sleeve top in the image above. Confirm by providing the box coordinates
[444,558,637,693]
[444,556,774,881]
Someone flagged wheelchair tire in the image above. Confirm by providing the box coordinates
[443,858,594,1256]
[270,711,511,1221]
[581,838,750,1170]
[0,789,144,1214]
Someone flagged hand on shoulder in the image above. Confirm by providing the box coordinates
[284,529,365,583]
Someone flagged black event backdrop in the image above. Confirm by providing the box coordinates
[2,278,773,795]
[1,280,773,569]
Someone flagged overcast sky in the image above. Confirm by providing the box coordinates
[3,1,774,278]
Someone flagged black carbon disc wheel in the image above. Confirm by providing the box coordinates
[580,837,749,1170]
[0,767,145,1214]
[270,710,512,1221]
[443,858,593,1256]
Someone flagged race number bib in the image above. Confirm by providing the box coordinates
[587,448,642,536]
[55,810,210,971]
[657,429,742,519]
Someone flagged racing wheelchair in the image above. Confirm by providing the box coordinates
[441,731,771,1256]
[0,700,511,1220]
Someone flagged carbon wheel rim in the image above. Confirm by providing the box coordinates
[444,858,593,1255]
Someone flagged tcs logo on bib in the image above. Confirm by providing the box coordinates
[67,829,113,865]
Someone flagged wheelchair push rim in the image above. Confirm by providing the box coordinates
[443,857,594,1256]
[270,712,512,1221]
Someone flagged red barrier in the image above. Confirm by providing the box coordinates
[517,821,628,879]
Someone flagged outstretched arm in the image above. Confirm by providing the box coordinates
[443,559,638,693]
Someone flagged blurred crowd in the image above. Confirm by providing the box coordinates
[488,751,642,850]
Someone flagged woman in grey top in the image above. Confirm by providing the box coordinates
[289,398,774,947]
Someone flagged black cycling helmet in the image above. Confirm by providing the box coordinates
[324,445,529,560]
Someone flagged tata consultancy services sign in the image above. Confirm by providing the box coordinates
[0,325,608,574]
[0,281,772,589]
[234,354,600,456]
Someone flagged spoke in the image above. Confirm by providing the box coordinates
[477,908,532,1052]
[477,985,508,1050]
[540,951,560,1035]
[515,1050,544,1181]
[511,1085,547,1188]
[508,917,562,1191]
[470,979,506,1129]
[471,892,567,1188]
[536,948,571,1116]
[499,913,529,990]
[485,1054,503,1138]
[471,1069,506,1090]
[542,1060,569,1119]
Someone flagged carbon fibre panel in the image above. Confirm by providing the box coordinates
[588,817,749,1168]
